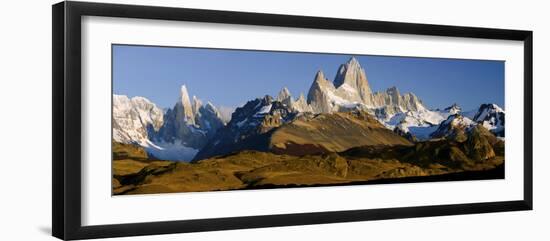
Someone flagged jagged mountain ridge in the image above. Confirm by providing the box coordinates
[113,57,505,162]
[193,95,298,161]
[306,57,425,114]
[193,107,413,161]
[268,57,453,136]
[394,103,506,141]
[112,85,226,161]
[472,103,505,137]
[113,112,504,194]
[112,95,164,146]
[430,114,476,141]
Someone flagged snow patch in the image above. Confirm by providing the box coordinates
[145,140,199,162]
[257,104,272,114]
[325,89,354,106]
[338,83,358,93]
[408,126,439,140]
[236,118,248,128]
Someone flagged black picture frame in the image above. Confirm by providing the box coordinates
[52,1,533,240]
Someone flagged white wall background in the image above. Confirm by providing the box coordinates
[0,0,547,240]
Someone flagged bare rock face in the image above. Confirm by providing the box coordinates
[276,87,293,106]
[155,102,209,149]
[372,86,400,107]
[293,93,313,113]
[192,95,203,117]
[275,87,314,113]
[333,57,372,104]
[306,57,426,115]
[195,102,225,136]
[258,113,283,134]
[400,92,424,111]
[179,85,195,125]
[371,87,424,112]
[307,71,336,113]
[156,98,225,149]
[113,87,225,161]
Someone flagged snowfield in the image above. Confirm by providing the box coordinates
[145,140,199,161]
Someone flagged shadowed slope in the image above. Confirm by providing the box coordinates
[195,110,412,160]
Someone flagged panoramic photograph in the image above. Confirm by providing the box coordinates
[111,45,505,195]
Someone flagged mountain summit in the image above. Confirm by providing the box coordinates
[113,85,226,161]
[334,57,373,103]
[471,103,505,136]
[113,57,505,162]
[179,85,195,125]
[306,57,426,114]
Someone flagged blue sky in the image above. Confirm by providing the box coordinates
[113,45,504,111]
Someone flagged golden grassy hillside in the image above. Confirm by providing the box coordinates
[270,111,412,155]
[112,112,504,195]
[113,143,503,195]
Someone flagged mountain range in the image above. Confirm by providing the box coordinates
[113,85,226,160]
[112,57,505,162]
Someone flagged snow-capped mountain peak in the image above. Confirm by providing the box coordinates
[444,103,462,114]
[333,57,372,97]
[473,103,504,120]
[113,57,507,163]
[113,85,227,161]
[430,114,475,140]
[442,114,474,128]
[112,94,164,145]
[307,58,426,116]
[471,103,505,136]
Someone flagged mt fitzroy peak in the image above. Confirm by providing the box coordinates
[113,57,505,161]
[306,57,425,114]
